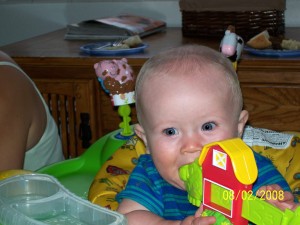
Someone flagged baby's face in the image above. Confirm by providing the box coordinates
[138,68,247,190]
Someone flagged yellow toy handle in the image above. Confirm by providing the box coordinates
[0,170,33,180]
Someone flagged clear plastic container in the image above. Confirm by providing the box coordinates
[0,174,127,225]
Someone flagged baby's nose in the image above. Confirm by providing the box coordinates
[181,146,202,154]
[180,136,203,154]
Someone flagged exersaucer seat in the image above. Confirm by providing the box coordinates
[37,129,130,199]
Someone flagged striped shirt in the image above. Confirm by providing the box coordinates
[116,152,291,220]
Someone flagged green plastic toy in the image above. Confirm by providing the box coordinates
[179,138,300,225]
[118,104,134,136]
[179,160,233,224]
[38,129,129,198]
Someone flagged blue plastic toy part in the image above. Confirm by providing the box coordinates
[38,129,128,198]
[98,77,110,94]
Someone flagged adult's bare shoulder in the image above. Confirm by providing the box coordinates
[0,51,46,170]
[0,66,34,169]
[0,64,36,112]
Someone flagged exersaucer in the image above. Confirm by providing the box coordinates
[38,128,130,199]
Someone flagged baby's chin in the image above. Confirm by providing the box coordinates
[167,179,186,190]
[158,169,186,190]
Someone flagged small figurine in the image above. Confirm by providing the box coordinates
[220,25,244,71]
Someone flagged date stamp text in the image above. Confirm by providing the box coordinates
[222,189,284,201]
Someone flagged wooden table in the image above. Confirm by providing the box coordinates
[1,27,300,156]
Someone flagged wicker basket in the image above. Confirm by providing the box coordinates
[181,10,285,40]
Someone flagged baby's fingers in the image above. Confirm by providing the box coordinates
[194,205,204,218]
[192,216,216,225]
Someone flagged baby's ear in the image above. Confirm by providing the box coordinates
[134,124,148,147]
[238,110,249,137]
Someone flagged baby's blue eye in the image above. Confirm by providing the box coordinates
[163,128,178,136]
[202,122,216,131]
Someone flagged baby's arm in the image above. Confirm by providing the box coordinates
[117,199,216,225]
[256,184,300,211]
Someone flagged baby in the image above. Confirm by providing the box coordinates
[116,45,292,225]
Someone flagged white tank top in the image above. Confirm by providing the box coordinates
[0,61,64,171]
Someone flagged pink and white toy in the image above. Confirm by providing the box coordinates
[220,25,244,70]
[94,58,135,106]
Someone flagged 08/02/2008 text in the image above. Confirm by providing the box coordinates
[222,189,284,201]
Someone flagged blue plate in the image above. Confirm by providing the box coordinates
[80,42,148,56]
[244,46,300,57]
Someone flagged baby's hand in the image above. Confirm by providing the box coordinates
[180,206,216,225]
[256,184,299,211]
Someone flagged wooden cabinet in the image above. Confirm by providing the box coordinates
[239,70,300,132]
[17,59,102,158]
[34,78,96,158]
[238,58,300,132]
[1,27,300,157]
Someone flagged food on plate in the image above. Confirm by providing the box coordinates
[104,44,130,50]
[104,35,143,50]
[123,35,143,47]
[269,35,284,50]
[281,39,300,50]
[246,30,300,51]
[246,30,272,49]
